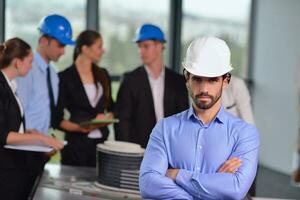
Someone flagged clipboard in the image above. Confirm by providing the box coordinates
[80,118,119,127]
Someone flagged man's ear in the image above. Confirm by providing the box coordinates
[183,70,189,82]
[186,80,191,91]
[226,74,231,84]
[155,41,164,51]
[222,77,229,90]
[39,36,47,46]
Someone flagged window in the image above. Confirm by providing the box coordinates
[182,0,252,78]
[5,0,86,71]
[99,0,170,76]
[99,0,169,100]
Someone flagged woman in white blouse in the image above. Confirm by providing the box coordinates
[0,38,64,200]
[58,30,114,167]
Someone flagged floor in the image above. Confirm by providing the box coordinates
[256,165,300,199]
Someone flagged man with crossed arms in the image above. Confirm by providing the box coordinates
[139,36,259,200]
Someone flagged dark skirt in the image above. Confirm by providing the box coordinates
[61,134,105,167]
[0,168,36,200]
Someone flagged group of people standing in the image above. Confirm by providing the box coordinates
[0,13,258,200]
[0,14,114,199]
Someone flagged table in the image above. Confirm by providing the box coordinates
[34,164,293,200]
[33,164,141,200]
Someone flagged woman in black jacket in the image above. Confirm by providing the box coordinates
[0,38,64,200]
[58,30,114,167]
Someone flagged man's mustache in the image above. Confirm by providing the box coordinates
[195,92,213,99]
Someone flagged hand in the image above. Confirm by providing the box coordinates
[76,125,92,133]
[81,112,114,130]
[218,157,242,173]
[166,168,179,181]
[44,150,57,158]
[26,129,39,134]
[79,124,104,132]
[26,131,64,151]
[78,112,114,132]
[39,134,64,151]
[73,123,96,133]
[96,112,114,120]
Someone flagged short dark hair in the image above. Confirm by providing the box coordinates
[39,34,65,47]
[183,69,231,83]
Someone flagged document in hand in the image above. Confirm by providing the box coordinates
[80,118,119,127]
[4,141,68,152]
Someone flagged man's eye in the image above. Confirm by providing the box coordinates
[192,77,201,82]
[209,78,218,83]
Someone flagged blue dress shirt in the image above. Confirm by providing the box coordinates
[16,52,59,134]
[139,106,260,200]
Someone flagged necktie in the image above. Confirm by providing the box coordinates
[46,67,57,128]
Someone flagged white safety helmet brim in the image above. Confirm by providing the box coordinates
[183,62,233,77]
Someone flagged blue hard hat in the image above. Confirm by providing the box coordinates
[38,14,75,45]
[133,24,166,43]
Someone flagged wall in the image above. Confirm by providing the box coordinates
[252,0,300,174]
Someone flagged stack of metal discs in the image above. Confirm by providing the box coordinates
[96,141,144,194]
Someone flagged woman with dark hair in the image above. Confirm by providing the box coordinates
[0,38,64,200]
[58,30,114,167]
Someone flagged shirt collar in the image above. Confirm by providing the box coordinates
[1,71,17,93]
[34,51,49,72]
[187,105,226,125]
[144,65,165,79]
[215,106,226,124]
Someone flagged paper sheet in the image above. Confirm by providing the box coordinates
[4,141,68,152]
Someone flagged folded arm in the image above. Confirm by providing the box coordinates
[139,125,193,200]
[175,126,259,200]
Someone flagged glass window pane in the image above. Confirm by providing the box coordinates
[5,0,86,71]
[182,0,252,78]
[99,0,170,76]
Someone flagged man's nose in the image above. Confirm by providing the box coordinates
[199,81,210,92]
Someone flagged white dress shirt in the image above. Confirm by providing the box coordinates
[145,66,165,122]
[16,52,59,134]
[83,83,103,138]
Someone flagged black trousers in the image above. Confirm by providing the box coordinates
[25,152,50,199]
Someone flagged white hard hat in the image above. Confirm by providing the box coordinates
[182,36,233,77]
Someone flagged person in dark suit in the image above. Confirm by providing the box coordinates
[114,24,189,148]
[0,38,64,200]
[58,30,114,167]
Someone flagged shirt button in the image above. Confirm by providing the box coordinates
[199,145,202,149]
[197,167,200,171]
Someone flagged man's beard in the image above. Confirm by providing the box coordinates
[191,89,222,110]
